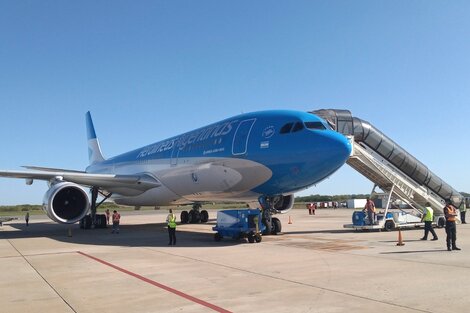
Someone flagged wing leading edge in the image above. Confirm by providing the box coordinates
[0,169,161,193]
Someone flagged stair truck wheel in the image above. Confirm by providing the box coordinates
[214,233,222,242]
[200,210,209,223]
[181,211,189,224]
[384,220,394,232]
[437,217,445,228]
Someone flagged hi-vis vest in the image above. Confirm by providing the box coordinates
[168,214,177,228]
[424,207,433,222]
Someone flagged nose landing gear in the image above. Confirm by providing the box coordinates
[259,196,282,235]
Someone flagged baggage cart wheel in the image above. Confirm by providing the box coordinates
[255,233,262,243]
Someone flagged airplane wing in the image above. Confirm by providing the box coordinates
[0,169,161,192]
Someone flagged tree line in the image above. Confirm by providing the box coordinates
[295,194,371,203]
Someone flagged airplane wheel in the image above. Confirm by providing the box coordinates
[200,210,209,223]
[188,211,194,223]
[192,210,201,223]
[180,211,189,224]
[271,217,282,235]
[247,232,255,243]
[262,216,272,235]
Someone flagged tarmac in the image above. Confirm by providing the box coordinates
[1,208,470,313]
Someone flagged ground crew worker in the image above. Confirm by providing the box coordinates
[166,209,177,245]
[444,199,460,251]
[306,203,316,215]
[112,210,121,234]
[420,203,438,241]
[25,211,30,227]
[253,213,259,234]
[459,202,467,224]
[364,198,376,225]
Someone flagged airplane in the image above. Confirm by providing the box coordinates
[0,110,351,234]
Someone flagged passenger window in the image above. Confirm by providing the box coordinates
[292,122,304,132]
[305,121,326,130]
[280,123,293,134]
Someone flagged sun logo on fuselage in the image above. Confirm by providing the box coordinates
[262,126,275,139]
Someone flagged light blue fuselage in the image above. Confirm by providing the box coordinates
[86,110,351,206]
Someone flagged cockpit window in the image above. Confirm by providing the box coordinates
[305,121,326,130]
[280,123,294,134]
[292,122,304,133]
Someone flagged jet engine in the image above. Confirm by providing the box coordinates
[43,182,90,224]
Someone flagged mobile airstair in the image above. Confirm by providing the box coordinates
[311,109,464,230]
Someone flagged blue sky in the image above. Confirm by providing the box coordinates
[0,1,469,204]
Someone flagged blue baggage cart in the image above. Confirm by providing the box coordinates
[213,209,266,243]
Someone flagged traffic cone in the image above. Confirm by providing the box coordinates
[396,229,405,246]
[288,216,293,224]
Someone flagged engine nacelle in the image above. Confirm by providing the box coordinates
[43,182,90,224]
[272,194,295,213]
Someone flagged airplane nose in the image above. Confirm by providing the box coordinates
[334,132,352,161]
[316,131,352,170]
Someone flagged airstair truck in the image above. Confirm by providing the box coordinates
[311,109,463,230]
[346,189,435,231]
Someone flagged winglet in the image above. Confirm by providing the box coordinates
[86,112,105,164]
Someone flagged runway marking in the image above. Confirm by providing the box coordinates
[77,251,232,313]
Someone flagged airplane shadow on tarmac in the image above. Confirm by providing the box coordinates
[0,221,247,248]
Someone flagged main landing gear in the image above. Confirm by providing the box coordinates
[259,196,282,235]
[180,203,209,224]
[81,186,112,229]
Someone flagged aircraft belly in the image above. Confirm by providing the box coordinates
[160,158,272,199]
[113,184,179,206]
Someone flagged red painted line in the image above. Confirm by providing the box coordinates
[77,251,231,313]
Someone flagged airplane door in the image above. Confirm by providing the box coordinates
[232,119,256,155]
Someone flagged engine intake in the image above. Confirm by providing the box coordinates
[43,182,90,224]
